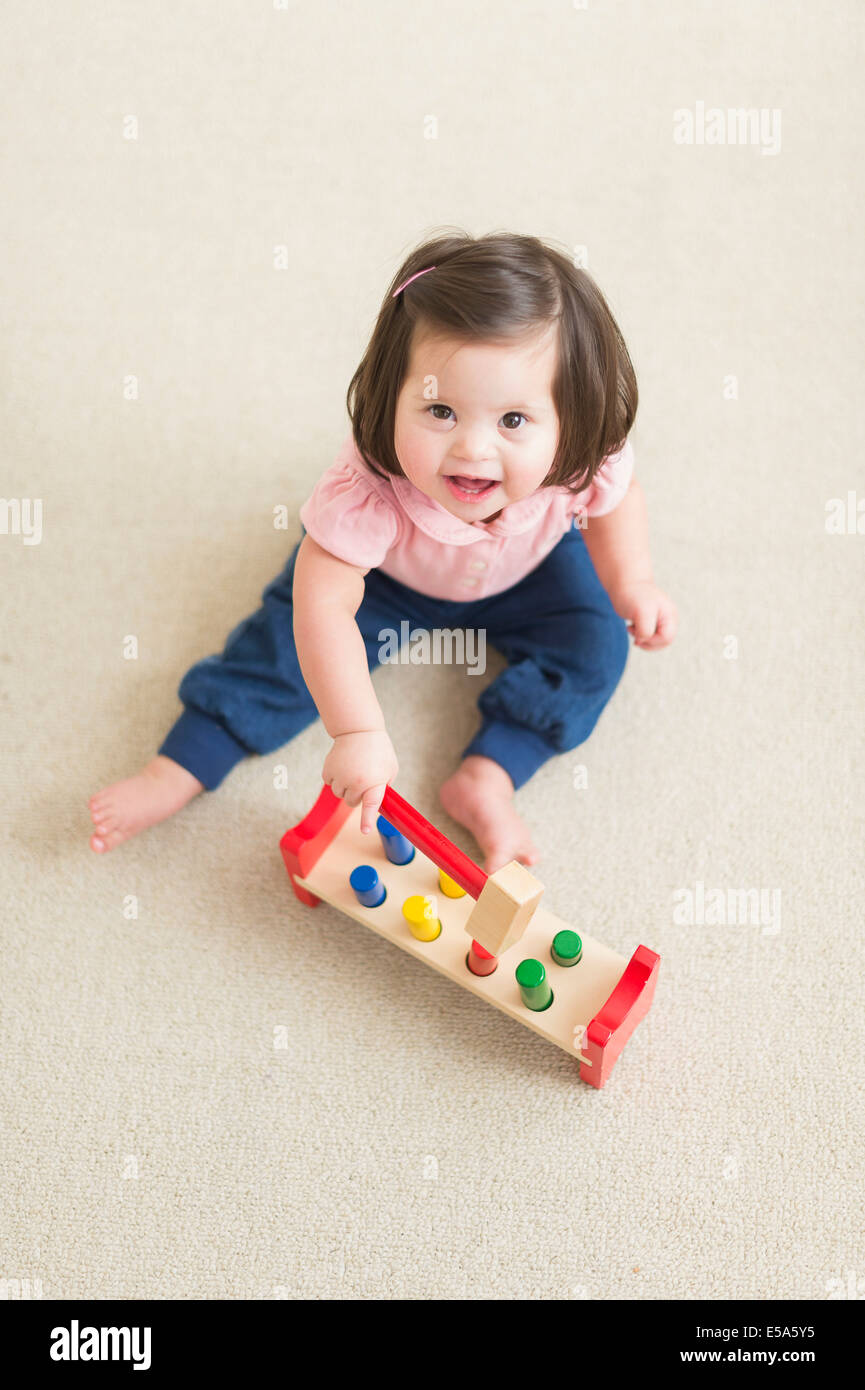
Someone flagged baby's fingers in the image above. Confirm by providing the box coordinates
[360,784,388,835]
[627,600,659,642]
[658,604,677,642]
[634,606,677,649]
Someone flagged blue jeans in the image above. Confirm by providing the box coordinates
[158,524,630,792]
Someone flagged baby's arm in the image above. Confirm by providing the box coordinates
[292,534,398,831]
[582,477,677,649]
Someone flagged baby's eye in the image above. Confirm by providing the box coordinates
[501,412,527,430]
[428,404,454,421]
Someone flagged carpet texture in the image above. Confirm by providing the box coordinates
[2,0,863,1300]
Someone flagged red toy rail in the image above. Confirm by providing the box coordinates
[280,784,489,905]
[379,786,488,900]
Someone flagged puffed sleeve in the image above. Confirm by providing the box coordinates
[571,436,635,519]
[299,451,400,569]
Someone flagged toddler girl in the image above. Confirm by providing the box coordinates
[89,231,676,873]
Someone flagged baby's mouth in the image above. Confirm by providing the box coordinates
[444,474,500,503]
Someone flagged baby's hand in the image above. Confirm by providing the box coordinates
[322,730,399,834]
[614,581,678,650]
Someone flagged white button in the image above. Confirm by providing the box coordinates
[462,577,480,586]
[470,560,486,570]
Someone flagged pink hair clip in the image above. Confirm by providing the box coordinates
[392,265,437,297]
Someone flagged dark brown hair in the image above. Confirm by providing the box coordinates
[346,228,638,494]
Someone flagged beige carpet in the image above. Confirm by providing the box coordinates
[2,0,863,1300]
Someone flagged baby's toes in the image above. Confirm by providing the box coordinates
[485,841,541,875]
[484,845,515,875]
[90,826,128,854]
[90,804,118,832]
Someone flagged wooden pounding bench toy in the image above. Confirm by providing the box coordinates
[281,784,660,1089]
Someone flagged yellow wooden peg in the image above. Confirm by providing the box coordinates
[402,894,442,942]
[438,868,466,899]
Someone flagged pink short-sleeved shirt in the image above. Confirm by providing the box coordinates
[298,431,634,601]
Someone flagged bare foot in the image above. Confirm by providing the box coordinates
[439,755,540,875]
[88,755,205,853]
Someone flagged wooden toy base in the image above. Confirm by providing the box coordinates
[281,787,660,1089]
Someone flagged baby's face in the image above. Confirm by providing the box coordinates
[393,323,560,523]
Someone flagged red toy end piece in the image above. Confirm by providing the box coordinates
[280,784,354,906]
[579,945,660,1089]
